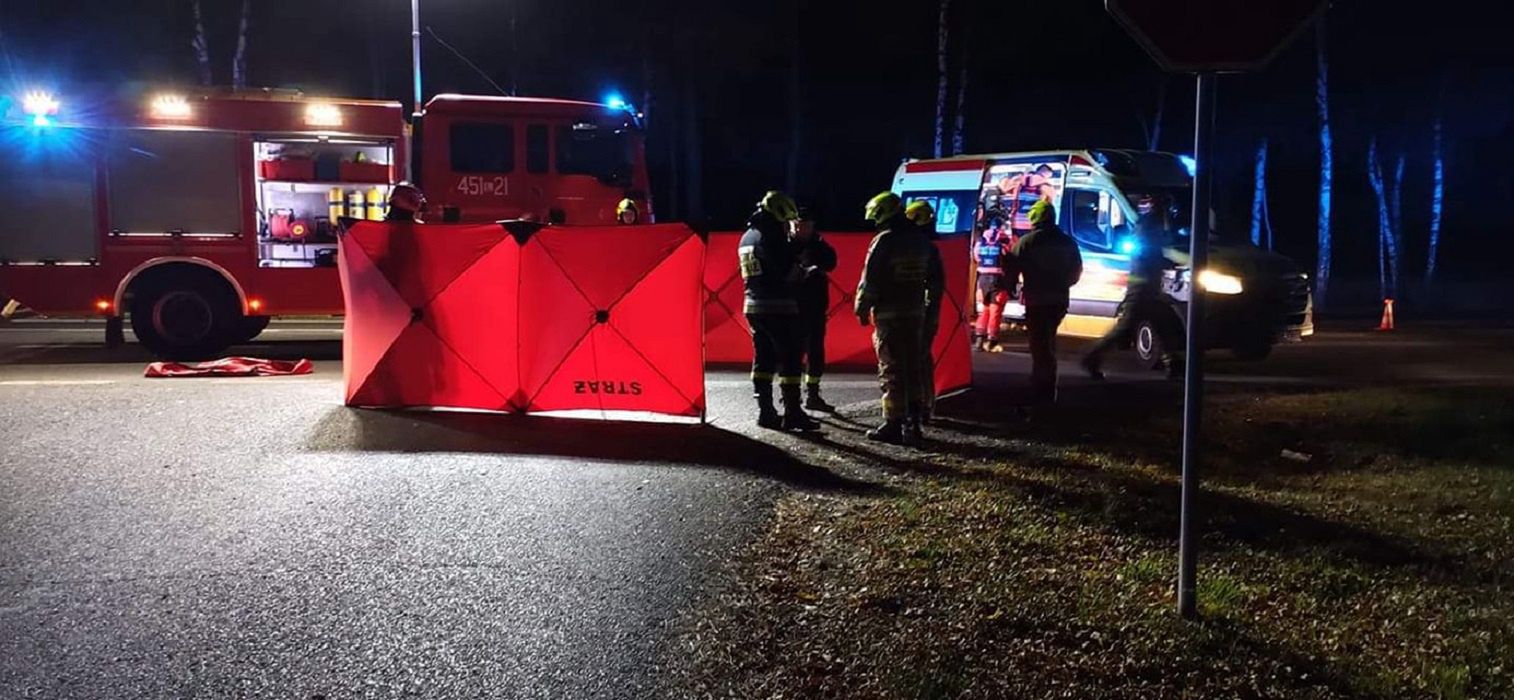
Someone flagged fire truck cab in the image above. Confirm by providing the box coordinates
[894,149,1313,364]
[0,87,650,359]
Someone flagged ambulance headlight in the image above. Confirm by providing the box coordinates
[1197,269,1243,295]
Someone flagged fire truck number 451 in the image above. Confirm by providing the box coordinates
[456,175,507,197]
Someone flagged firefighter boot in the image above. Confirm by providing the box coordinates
[781,384,822,432]
[754,382,782,430]
[866,419,906,445]
[902,413,924,448]
[804,383,836,413]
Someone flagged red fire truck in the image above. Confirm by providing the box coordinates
[0,87,651,358]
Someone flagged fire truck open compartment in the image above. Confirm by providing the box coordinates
[253,136,395,269]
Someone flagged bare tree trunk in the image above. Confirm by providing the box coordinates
[785,2,802,194]
[231,0,251,89]
[191,0,212,86]
[1389,153,1405,298]
[1425,109,1445,285]
[933,0,951,158]
[1367,138,1390,301]
[1314,19,1333,306]
[1149,78,1166,151]
[951,64,968,155]
[1250,138,1269,247]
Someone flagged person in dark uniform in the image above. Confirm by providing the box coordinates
[792,209,839,412]
[740,191,820,432]
[1081,198,1185,379]
[856,192,943,446]
[1007,199,1083,408]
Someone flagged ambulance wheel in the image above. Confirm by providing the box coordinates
[234,316,271,344]
[129,279,237,360]
[1133,319,1165,368]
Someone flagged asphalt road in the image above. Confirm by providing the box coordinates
[2,318,1511,698]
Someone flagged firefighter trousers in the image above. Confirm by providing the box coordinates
[873,315,925,420]
[918,311,940,415]
[747,313,805,387]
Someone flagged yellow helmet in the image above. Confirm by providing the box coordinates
[615,198,639,224]
[759,191,800,222]
[864,191,902,224]
[905,200,935,227]
[1028,199,1056,226]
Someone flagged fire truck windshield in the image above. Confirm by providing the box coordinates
[557,119,636,187]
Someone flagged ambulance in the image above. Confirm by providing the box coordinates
[0,87,650,358]
[894,149,1313,365]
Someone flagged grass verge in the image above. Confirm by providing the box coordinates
[665,386,1513,699]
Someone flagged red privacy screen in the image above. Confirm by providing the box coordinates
[704,231,972,396]
[340,221,706,418]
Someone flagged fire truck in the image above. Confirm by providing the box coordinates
[0,87,651,358]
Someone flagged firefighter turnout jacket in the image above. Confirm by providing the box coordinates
[856,218,944,321]
[740,209,802,315]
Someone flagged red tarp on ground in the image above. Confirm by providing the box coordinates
[704,231,972,396]
[340,221,705,418]
[144,357,314,378]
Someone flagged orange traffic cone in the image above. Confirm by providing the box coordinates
[1376,298,1395,331]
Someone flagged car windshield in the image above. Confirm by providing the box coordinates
[557,118,636,186]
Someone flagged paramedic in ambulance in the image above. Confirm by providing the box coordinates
[973,218,1013,353]
[385,182,427,223]
[1002,164,1057,237]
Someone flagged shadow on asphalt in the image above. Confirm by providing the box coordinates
[305,406,892,495]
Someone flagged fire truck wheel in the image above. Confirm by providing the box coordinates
[234,316,271,344]
[129,280,238,360]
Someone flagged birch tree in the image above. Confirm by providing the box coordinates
[231,0,251,89]
[1367,138,1402,301]
[951,63,968,155]
[1425,110,1445,285]
[1314,20,1333,306]
[191,0,212,86]
[934,0,951,158]
[1250,138,1271,248]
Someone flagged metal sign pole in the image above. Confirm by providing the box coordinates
[410,0,423,120]
[1177,72,1215,619]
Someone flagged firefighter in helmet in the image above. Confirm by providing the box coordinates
[385,182,427,223]
[740,191,820,431]
[1008,199,1083,408]
[856,192,944,446]
[616,198,640,225]
[905,200,944,422]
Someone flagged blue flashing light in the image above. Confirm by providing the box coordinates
[31,114,51,127]
[1179,155,1197,177]
[604,93,628,110]
[1117,236,1141,256]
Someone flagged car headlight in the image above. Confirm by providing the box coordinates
[1197,270,1244,295]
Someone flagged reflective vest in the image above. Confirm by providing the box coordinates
[975,232,1008,274]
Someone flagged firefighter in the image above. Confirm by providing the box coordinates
[1082,197,1185,379]
[616,198,640,225]
[856,192,943,446]
[792,208,839,412]
[1007,199,1082,408]
[905,200,943,422]
[385,182,427,223]
[973,218,1013,352]
[740,191,820,432]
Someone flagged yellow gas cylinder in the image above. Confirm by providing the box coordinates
[365,186,385,221]
[327,187,345,222]
[346,189,365,219]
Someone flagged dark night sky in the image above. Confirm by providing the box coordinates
[3,0,1511,302]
